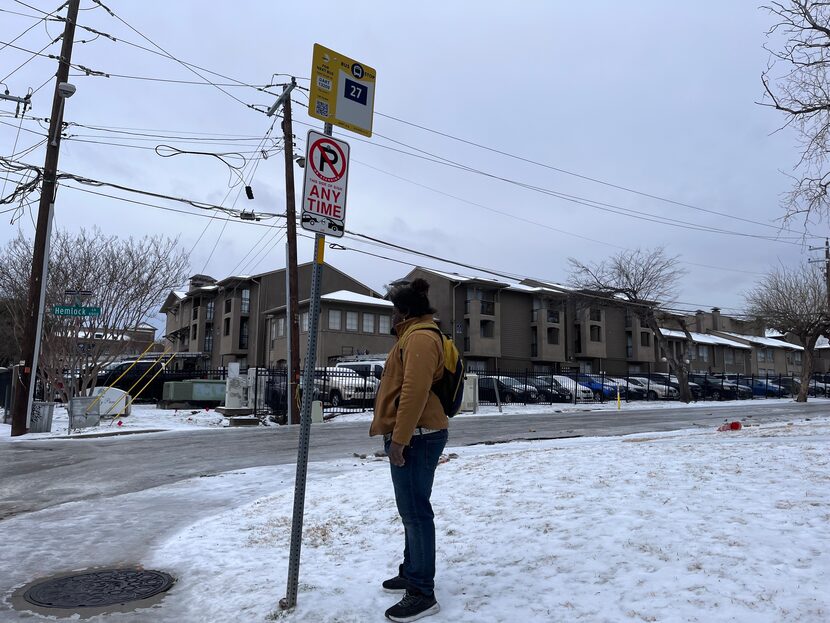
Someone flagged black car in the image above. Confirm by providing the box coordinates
[646,373,703,400]
[526,376,573,403]
[95,360,167,402]
[689,374,753,400]
[478,376,539,404]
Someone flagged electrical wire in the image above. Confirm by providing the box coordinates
[373,111,819,238]
[87,0,267,113]
[51,179,754,315]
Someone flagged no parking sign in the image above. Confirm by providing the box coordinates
[300,130,350,238]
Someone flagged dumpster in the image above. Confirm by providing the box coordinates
[29,401,55,433]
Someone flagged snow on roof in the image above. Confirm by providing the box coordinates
[657,329,751,349]
[717,331,803,351]
[320,290,393,307]
[173,291,186,299]
[816,336,830,350]
[765,329,785,339]
[416,267,509,286]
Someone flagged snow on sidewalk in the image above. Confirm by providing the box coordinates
[144,416,830,623]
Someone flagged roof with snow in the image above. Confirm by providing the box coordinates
[658,329,751,349]
[716,331,803,351]
[415,267,509,287]
[320,291,393,307]
[816,336,829,350]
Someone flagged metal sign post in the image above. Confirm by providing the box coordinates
[281,126,335,612]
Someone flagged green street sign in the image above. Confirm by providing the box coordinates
[52,305,101,317]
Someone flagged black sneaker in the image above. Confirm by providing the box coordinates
[382,575,408,593]
[385,590,440,622]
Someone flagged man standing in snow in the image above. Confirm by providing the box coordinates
[371,278,448,622]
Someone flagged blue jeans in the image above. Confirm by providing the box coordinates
[385,429,448,596]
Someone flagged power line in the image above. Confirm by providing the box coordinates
[290,113,806,246]
[53,179,750,315]
[87,1,268,113]
[373,111,816,238]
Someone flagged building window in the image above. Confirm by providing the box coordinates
[589,325,602,342]
[480,319,495,338]
[223,317,230,336]
[206,299,214,322]
[640,332,650,348]
[192,300,199,320]
[269,318,276,350]
[625,309,632,328]
[239,317,249,349]
[626,332,633,359]
[589,307,602,322]
[724,348,734,364]
[277,317,286,337]
[757,349,766,363]
[379,315,391,335]
[346,311,358,331]
[241,288,250,315]
[547,309,560,324]
[795,351,802,364]
[329,309,342,330]
[301,312,309,333]
[547,327,559,345]
[480,300,495,316]
[697,344,709,362]
[191,325,197,340]
[363,313,375,333]
[204,327,213,352]
[224,298,232,314]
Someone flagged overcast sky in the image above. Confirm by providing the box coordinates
[1,1,824,321]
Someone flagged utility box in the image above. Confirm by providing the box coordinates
[461,374,478,413]
[69,396,101,430]
[29,401,55,433]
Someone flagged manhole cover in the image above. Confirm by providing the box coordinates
[23,569,175,609]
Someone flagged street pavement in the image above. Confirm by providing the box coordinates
[2,401,826,520]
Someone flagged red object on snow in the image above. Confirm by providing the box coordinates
[717,421,742,432]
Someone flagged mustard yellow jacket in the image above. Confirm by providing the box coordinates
[370,315,449,445]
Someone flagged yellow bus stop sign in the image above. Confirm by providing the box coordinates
[308,43,376,138]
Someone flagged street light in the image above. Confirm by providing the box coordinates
[50,82,76,146]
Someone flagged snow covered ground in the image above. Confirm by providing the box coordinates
[2,398,826,440]
[6,415,825,622]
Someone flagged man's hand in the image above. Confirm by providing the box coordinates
[388,441,406,466]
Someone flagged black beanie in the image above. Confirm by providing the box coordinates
[387,278,436,318]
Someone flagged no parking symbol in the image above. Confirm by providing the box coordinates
[301,130,350,238]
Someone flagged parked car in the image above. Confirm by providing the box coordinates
[311,367,378,407]
[646,373,703,401]
[724,375,791,398]
[571,374,628,401]
[478,376,539,404]
[334,360,385,381]
[606,376,647,400]
[548,375,594,401]
[525,376,573,402]
[95,359,168,402]
[627,376,679,400]
[688,374,753,400]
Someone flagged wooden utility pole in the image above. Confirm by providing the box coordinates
[277,80,301,423]
[11,0,81,436]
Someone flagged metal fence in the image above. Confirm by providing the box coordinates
[470,369,830,406]
[250,367,378,422]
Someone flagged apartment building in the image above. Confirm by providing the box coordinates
[400,268,656,374]
[161,262,393,369]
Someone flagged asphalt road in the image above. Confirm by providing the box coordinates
[2,401,826,521]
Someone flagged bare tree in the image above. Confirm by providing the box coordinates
[761,1,830,225]
[568,247,696,403]
[0,228,189,401]
[745,263,828,402]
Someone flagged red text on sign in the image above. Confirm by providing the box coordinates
[306,184,343,219]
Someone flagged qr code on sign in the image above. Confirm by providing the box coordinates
[315,100,329,117]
